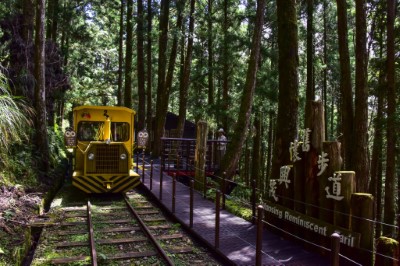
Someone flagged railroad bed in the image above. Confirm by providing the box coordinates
[30,185,222,265]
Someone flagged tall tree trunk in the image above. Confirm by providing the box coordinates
[153,0,170,157]
[369,9,385,237]
[306,0,314,112]
[251,116,261,189]
[46,0,58,42]
[336,0,353,170]
[222,0,229,132]
[137,0,146,130]
[50,0,58,42]
[34,0,50,172]
[266,110,274,180]
[270,0,299,180]
[124,0,133,108]
[23,0,35,43]
[219,0,265,179]
[323,0,328,138]
[46,0,53,39]
[353,0,369,192]
[383,0,396,236]
[117,0,125,106]
[207,0,214,106]
[176,0,195,138]
[60,1,70,66]
[370,73,385,237]
[157,0,184,139]
[146,0,153,146]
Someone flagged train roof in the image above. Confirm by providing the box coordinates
[73,105,136,114]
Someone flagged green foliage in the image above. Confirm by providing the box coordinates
[206,177,253,221]
[63,0,122,109]
[1,143,38,187]
[0,70,67,187]
[0,70,37,186]
[0,71,32,155]
[47,125,67,167]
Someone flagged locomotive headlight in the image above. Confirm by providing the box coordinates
[88,153,95,160]
[120,153,127,160]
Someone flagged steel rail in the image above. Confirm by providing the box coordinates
[124,194,174,266]
[87,201,98,266]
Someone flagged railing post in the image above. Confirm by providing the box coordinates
[398,215,400,259]
[177,154,180,172]
[150,160,153,190]
[190,179,194,228]
[167,140,171,171]
[215,190,221,249]
[203,175,207,199]
[172,175,176,213]
[330,233,340,266]
[256,205,264,266]
[222,172,226,210]
[136,151,139,173]
[252,179,256,224]
[159,166,163,201]
[141,150,145,183]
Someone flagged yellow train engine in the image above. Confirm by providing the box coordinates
[64,106,140,193]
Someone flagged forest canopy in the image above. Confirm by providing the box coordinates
[0,0,399,238]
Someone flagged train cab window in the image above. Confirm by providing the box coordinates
[111,122,130,142]
[78,122,103,141]
[78,121,130,142]
[78,121,129,142]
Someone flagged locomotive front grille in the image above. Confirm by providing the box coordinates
[86,144,128,174]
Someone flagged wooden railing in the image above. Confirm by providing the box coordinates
[160,137,229,174]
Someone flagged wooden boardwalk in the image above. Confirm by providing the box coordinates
[137,159,330,266]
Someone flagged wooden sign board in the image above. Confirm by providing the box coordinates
[263,200,361,248]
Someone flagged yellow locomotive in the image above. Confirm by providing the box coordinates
[64,106,140,193]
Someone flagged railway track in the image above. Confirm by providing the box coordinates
[30,189,221,265]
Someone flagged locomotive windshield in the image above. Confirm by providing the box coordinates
[78,121,130,142]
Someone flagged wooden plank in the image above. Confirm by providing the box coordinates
[60,221,86,226]
[93,212,130,217]
[60,206,86,212]
[167,247,193,254]
[157,234,183,240]
[95,219,132,224]
[95,206,126,210]
[136,210,159,215]
[98,226,140,233]
[148,225,171,230]
[64,213,87,218]
[29,220,57,227]
[143,217,165,222]
[57,230,88,236]
[56,241,88,248]
[50,256,89,264]
[106,251,158,260]
[97,237,147,245]
[134,205,153,209]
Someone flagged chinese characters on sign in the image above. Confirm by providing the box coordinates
[289,140,301,162]
[269,180,278,202]
[302,128,311,152]
[325,173,344,201]
[279,129,347,203]
[269,165,292,202]
[278,165,291,188]
[317,151,329,176]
